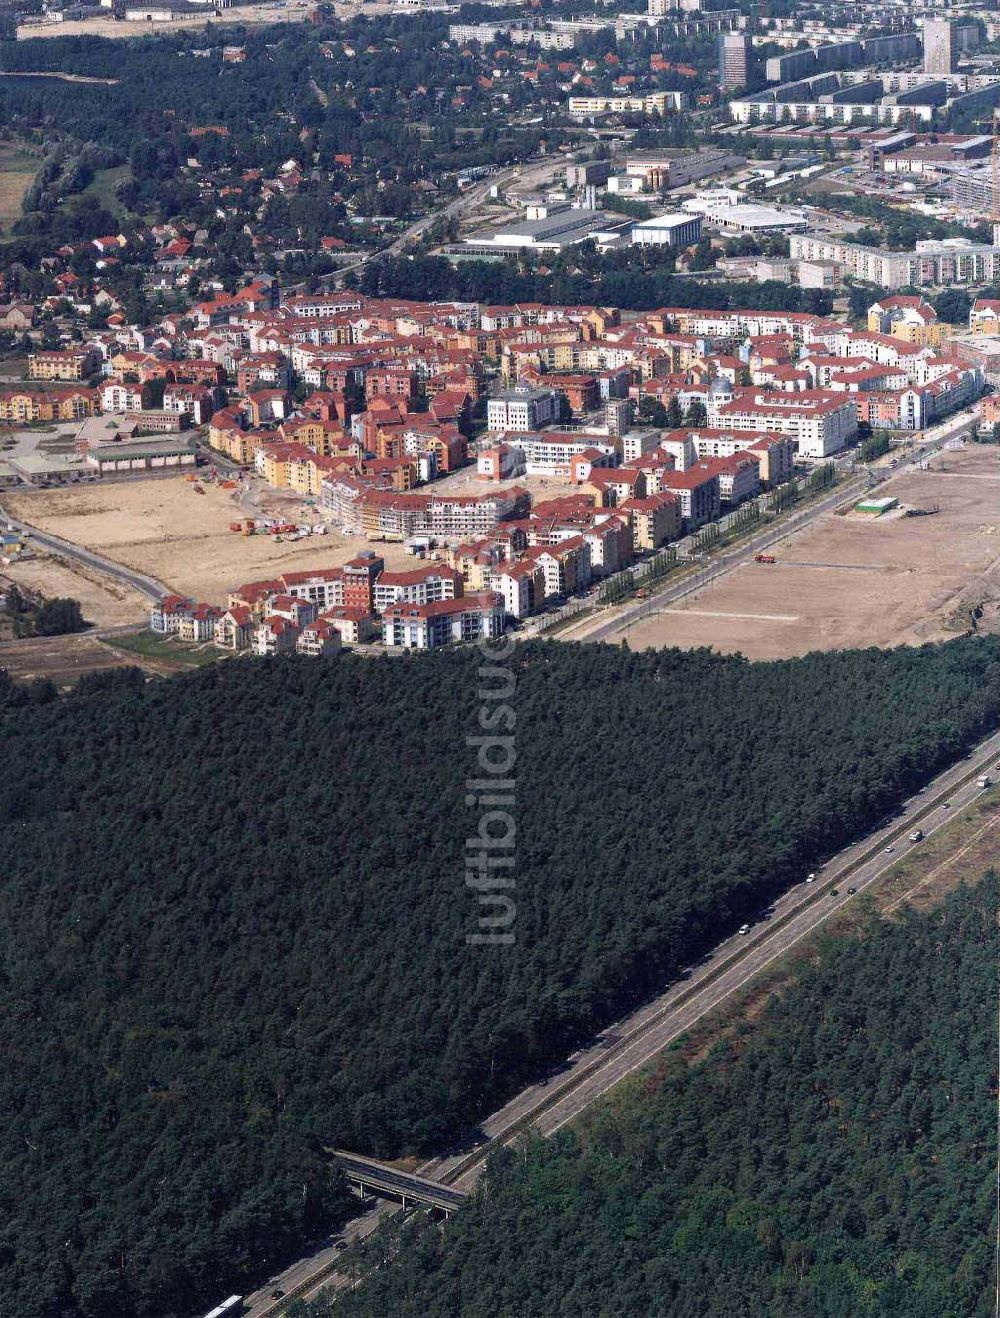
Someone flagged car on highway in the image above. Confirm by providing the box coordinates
[847,886,857,895]
[830,888,839,896]
[805,873,816,883]
[738,923,751,935]
[884,845,894,853]
[270,1290,286,1300]
[942,801,950,808]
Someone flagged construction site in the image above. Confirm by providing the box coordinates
[603,445,1000,659]
[1,474,415,607]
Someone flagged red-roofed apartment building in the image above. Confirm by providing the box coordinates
[382,591,505,648]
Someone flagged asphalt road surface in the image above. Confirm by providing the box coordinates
[422,730,1000,1189]
[328,153,579,283]
[239,721,1000,1315]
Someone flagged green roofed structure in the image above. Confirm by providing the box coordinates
[855,495,898,516]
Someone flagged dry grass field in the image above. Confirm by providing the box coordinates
[617,445,1000,659]
[5,477,415,605]
[0,141,40,232]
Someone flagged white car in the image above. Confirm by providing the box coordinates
[738,923,751,936]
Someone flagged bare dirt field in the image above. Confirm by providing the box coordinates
[431,466,579,503]
[3,552,148,625]
[4,478,415,605]
[0,632,157,687]
[617,445,1000,660]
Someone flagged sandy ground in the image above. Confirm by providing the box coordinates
[432,466,581,502]
[618,445,1000,660]
[2,552,148,625]
[5,478,415,605]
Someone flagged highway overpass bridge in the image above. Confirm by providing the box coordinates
[331,1151,468,1216]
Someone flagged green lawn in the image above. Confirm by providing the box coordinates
[81,165,132,220]
[104,631,228,668]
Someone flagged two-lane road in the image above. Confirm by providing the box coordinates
[0,506,170,604]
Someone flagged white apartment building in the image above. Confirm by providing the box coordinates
[621,428,662,463]
[729,96,935,127]
[709,389,857,458]
[530,539,592,597]
[486,432,617,478]
[372,567,461,612]
[790,234,1000,289]
[493,561,544,620]
[487,388,561,431]
[382,592,505,649]
[448,21,504,42]
[260,569,346,613]
[424,490,528,538]
[101,381,144,413]
[567,92,687,118]
[676,428,796,486]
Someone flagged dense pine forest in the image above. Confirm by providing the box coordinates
[327,877,999,1318]
[1,638,1000,1315]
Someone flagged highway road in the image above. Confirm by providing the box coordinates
[424,724,1000,1186]
[331,1153,467,1212]
[239,718,1000,1315]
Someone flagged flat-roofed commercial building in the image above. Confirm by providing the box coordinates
[464,209,614,254]
[630,213,703,247]
[84,438,198,475]
[623,149,743,191]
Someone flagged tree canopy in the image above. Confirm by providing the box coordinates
[0,637,999,1314]
[329,876,999,1318]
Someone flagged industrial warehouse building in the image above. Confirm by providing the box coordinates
[84,439,198,475]
[630,213,702,247]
